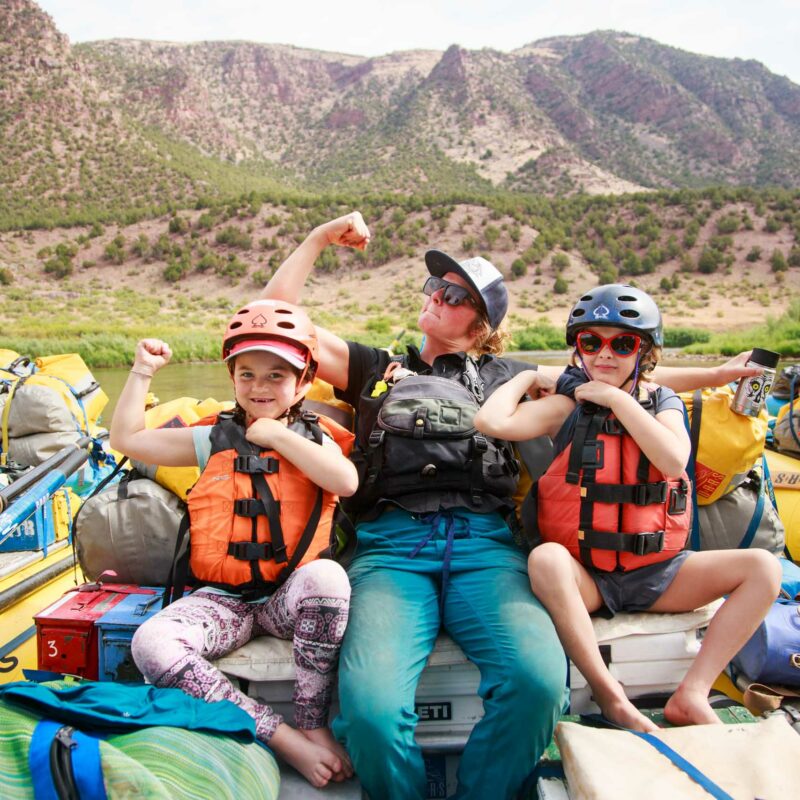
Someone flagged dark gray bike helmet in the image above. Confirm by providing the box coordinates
[566,284,663,347]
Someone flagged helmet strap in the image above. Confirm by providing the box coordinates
[626,352,642,396]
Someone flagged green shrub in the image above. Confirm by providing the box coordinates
[771,249,788,272]
[215,226,252,249]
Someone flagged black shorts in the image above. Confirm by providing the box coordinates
[590,551,690,616]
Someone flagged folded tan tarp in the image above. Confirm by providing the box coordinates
[556,715,800,799]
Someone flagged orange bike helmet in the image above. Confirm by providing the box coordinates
[222,300,319,369]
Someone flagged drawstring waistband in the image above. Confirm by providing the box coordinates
[408,511,471,613]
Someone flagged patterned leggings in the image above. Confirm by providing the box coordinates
[131,559,350,742]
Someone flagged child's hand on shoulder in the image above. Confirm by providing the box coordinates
[134,338,171,375]
[525,370,556,400]
[245,417,286,449]
[574,380,625,408]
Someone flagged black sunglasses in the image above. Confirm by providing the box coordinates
[422,276,478,308]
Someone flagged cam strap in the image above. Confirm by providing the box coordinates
[578,714,734,800]
[579,527,665,556]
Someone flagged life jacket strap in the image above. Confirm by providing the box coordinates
[579,528,665,556]
[228,541,275,561]
[584,481,668,506]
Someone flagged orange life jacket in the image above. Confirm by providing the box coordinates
[525,397,691,572]
[187,411,354,597]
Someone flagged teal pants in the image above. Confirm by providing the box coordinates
[332,510,567,800]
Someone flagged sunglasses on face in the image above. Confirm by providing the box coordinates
[422,276,478,308]
[576,330,642,357]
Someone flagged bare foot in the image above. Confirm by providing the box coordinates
[594,685,660,733]
[664,687,721,726]
[301,727,354,781]
[269,723,343,788]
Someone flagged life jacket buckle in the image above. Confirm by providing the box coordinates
[633,483,667,505]
[234,454,279,474]
[234,498,264,517]
[632,530,664,556]
[228,541,275,561]
[668,480,689,514]
[582,440,604,468]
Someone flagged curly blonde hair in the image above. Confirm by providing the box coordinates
[469,311,510,356]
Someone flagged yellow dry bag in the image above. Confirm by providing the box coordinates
[681,386,768,505]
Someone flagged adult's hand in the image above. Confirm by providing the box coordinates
[320,211,370,251]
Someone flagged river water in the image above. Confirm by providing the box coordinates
[93,350,727,424]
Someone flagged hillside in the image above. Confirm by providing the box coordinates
[79,30,800,195]
[3,1,800,232]
[1,188,799,365]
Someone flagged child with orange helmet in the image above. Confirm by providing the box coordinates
[110,299,358,788]
[476,284,782,733]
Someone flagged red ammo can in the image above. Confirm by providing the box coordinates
[34,583,157,679]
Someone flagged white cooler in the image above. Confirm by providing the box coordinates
[568,601,720,713]
[214,602,721,798]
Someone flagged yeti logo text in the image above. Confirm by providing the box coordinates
[415,702,452,721]
[592,304,610,320]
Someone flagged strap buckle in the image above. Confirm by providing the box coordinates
[233,455,279,474]
[582,440,604,468]
[228,541,275,561]
[473,434,488,454]
[368,429,385,448]
[632,530,664,556]
[668,480,689,514]
[633,482,667,505]
[234,498,265,517]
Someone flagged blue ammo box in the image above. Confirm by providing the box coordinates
[96,588,164,683]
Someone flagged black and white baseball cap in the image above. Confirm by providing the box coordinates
[424,250,508,330]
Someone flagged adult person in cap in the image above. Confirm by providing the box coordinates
[260,211,760,800]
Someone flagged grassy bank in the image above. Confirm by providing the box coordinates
[1,319,741,368]
[686,300,800,356]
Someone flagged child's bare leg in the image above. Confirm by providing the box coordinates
[529,543,658,733]
[270,723,342,788]
[647,550,781,726]
[301,728,353,780]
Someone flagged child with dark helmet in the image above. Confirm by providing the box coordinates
[476,284,782,732]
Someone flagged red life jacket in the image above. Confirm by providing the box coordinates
[186,411,354,598]
[526,396,691,572]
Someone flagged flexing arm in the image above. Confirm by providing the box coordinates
[575,382,690,477]
[475,370,573,441]
[245,418,359,496]
[652,351,759,392]
[261,212,370,390]
[109,339,198,466]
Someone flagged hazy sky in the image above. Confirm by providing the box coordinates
[36,0,800,85]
